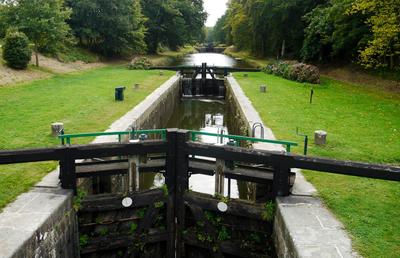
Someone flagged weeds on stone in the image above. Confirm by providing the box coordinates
[261,201,276,221]
[73,189,87,212]
[154,201,164,209]
[79,234,89,248]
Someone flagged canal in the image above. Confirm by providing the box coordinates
[179,52,250,68]
[139,52,255,200]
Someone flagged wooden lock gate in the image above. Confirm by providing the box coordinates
[1,129,399,258]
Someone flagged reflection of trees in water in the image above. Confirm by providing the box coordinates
[140,99,258,200]
[167,100,226,130]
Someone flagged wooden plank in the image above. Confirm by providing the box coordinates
[76,159,129,166]
[175,130,190,258]
[81,229,168,254]
[0,147,65,164]
[183,234,271,258]
[272,166,290,197]
[184,192,265,220]
[186,203,224,258]
[60,150,76,192]
[184,218,271,235]
[139,159,166,173]
[292,155,400,181]
[189,159,296,185]
[165,130,178,258]
[72,141,168,159]
[76,162,129,178]
[137,203,160,234]
[185,142,286,166]
[80,215,142,229]
[186,142,400,181]
[80,189,164,213]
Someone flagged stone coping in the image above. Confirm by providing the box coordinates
[226,75,359,258]
[0,166,74,258]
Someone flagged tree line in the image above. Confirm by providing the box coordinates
[209,0,400,70]
[0,0,206,66]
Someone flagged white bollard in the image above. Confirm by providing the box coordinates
[315,130,327,145]
[51,122,64,137]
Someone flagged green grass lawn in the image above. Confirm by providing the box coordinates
[234,72,400,258]
[0,66,174,209]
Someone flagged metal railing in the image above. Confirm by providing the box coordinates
[58,128,298,152]
[59,129,168,145]
[190,130,298,152]
[1,129,399,197]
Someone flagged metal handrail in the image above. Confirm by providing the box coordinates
[58,129,168,145]
[58,128,298,152]
[190,130,298,152]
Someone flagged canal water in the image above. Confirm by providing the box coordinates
[179,53,249,68]
[140,53,254,200]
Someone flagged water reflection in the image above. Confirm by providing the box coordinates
[180,53,246,68]
[171,100,239,198]
[139,100,241,198]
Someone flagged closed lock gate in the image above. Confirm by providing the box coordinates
[76,130,277,258]
[1,129,398,257]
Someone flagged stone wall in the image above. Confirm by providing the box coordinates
[0,171,79,258]
[92,74,180,144]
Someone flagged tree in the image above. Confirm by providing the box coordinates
[221,0,324,58]
[0,4,8,38]
[302,0,369,62]
[2,30,32,69]
[6,0,72,66]
[66,0,147,57]
[349,0,400,69]
[228,3,252,50]
[212,14,229,45]
[141,0,206,53]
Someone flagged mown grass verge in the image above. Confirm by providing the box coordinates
[234,72,400,258]
[0,66,174,210]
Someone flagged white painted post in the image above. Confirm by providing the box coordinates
[51,122,64,137]
[315,130,327,145]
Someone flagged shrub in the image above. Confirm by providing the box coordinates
[2,31,32,69]
[128,57,153,70]
[262,61,320,84]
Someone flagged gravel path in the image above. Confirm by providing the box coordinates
[0,53,106,86]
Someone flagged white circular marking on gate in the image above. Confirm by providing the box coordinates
[217,202,228,212]
[122,197,133,207]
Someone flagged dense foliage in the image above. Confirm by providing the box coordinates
[141,0,206,53]
[1,0,72,66]
[349,0,400,69]
[0,0,71,65]
[2,31,32,69]
[212,0,400,70]
[66,0,147,57]
[128,56,152,70]
[263,61,320,84]
[0,0,206,64]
